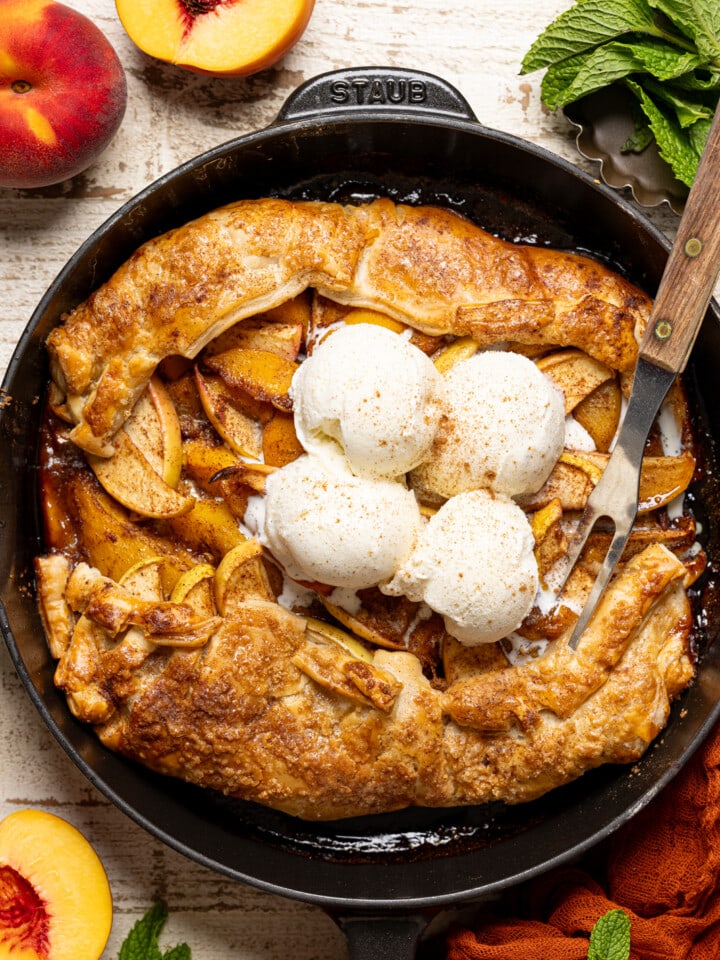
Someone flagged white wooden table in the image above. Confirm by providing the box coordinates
[0,1,680,956]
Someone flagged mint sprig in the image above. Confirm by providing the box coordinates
[521,0,720,187]
[587,908,631,960]
[118,902,192,960]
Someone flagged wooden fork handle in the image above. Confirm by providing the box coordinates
[639,105,720,374]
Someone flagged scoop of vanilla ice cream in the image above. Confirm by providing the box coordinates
[291,323,442,480]
[260,452,422,589]
[382,489,538,645]
[410,350,565,500]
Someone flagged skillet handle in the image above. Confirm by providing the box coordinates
[330,912,428,960]
[275,66,477,124]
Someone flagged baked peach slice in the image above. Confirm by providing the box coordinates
[194,368,264,459]
[87,429,194,519]
[123,375,183,488]
[205,347,299,412]
[203,318,304,362]
[536,349,614,413]
[262,413,304,468]
[68,472,194,592]
[0,809,112,960]
[214,540,274,614]
[573,378,623,452]
[170,563,217,614]
[115,0,315,77]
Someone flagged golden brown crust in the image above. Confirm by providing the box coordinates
[40,544,693,820]
[47,198,651,457]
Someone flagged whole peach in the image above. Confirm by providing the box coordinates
[0,0,127,189]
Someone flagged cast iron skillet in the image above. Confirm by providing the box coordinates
[2,68,720,958]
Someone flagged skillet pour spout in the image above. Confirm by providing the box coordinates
[2,67,720,960]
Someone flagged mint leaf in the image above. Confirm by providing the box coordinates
[162,946,192,960]
[626,78,702,183]
[642,75,714,124]
[688,113,712,151]
[522,0,720,186]
[587,908,631,960]
[649,0,720,65]
[621,39,702,76]
[671,68,720,91]
[540,39,699,108]
[119,902,166,960]
[622,118,655,151]
[521,0,663,73]
[118,902,192,960]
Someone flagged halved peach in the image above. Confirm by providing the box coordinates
[116,0,316,77]
[0,809,112,960]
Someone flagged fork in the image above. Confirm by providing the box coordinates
[558,104,720,651]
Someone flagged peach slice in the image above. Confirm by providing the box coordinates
[204,319,304,362]
[163,497,248,561]
[572,378,623,452]
[304,616,373,662]
[520,449,696,514]
[0,809,112,960]
[262,291,312,332]
[530,498,567,580]
[432,336,478,373]
[639,450,696,512]
[123,375,183,488]
[317,598,406,651]
[204,348,298,413]
[194,368,264,458]
[262,413,304,468]
[118,555,167,600]
[68,473,193,593]
[342,308,407,334]
[170,563,217,614]
[214,540,274,615]
[115,0,315,77]
[536,349,614,414]
[183,438,240,492]
[87,429,194,519]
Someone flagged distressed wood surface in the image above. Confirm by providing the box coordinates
[0,1,682,957]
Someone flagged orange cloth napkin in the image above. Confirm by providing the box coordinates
[446,720,720,960]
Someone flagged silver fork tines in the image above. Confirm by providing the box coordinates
[560,358,678,650]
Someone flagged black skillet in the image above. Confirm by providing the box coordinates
[2,68,720,959]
